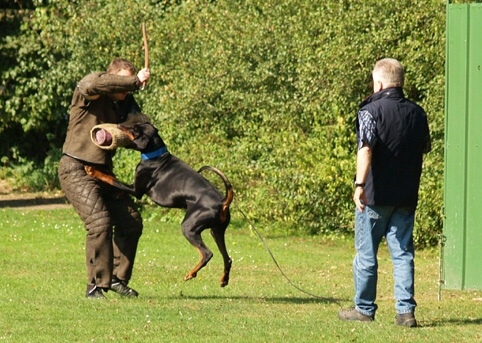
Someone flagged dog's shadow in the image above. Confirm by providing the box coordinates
[420,317,482,328]
[165,294,346,305]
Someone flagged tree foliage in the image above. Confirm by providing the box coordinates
[0,0,445,245]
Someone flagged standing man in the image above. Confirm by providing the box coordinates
[58,58,150,299]
[338,58,431,327]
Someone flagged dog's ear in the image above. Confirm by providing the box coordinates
[142,122,158,136]
[130,124,151,150]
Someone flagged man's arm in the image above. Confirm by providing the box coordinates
[77,69,149,100]
[354,144,371,213]
[77,72,140,99]
[354,108,376,213]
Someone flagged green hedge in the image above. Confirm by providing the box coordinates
[0,0,445,245]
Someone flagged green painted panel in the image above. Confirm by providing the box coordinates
[444,3,482,290]
[444,3,469,290]
[463,5,482,289]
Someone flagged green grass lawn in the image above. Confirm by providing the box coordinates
[1,207,481,342]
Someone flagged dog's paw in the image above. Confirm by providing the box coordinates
[220,274,229,287]
[184,272,197,281]
[84,165,94,176]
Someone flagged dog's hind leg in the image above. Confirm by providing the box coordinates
[211,222,232,287]
[181,218,214,282]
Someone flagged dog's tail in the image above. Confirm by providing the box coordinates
[198,166,234,223]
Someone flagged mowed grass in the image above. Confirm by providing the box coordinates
[1,207,482,342]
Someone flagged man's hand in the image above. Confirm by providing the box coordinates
[137,68,150,84]
[353,186,367,213]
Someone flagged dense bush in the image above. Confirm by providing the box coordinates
[0,0,445,245]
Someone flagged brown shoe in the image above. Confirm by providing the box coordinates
[338,308,374,322]
[395,313,417,327]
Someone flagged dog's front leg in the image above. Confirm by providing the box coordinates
[84,165,137,196]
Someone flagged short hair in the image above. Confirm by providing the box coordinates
[107,58,136,75]
[372,58,404,88]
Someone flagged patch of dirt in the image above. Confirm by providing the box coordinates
[0,180,71,210]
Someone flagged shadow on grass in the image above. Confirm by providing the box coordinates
[164,294,347,305]
[0,196,69,208]
[421,317,482,327]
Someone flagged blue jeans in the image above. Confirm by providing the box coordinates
[353,205,417,316]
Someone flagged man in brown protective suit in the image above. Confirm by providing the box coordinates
[58,58,150,299]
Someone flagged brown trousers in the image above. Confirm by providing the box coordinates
[58,155,143,288]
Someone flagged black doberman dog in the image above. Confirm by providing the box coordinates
[85,122,234,287]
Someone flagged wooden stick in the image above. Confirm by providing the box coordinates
[141,22,149,90]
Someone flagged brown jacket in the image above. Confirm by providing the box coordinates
[62,72,142,166]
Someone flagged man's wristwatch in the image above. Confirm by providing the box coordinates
[354,182,365,188]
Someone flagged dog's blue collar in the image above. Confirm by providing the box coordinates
[141,146,168,160]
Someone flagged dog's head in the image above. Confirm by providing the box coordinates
[117,122,165,152]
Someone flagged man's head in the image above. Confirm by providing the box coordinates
[372,58,404,93]
[107,59,137,101]
[107,58,136,75]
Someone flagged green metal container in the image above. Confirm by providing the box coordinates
[444,1,482,290]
